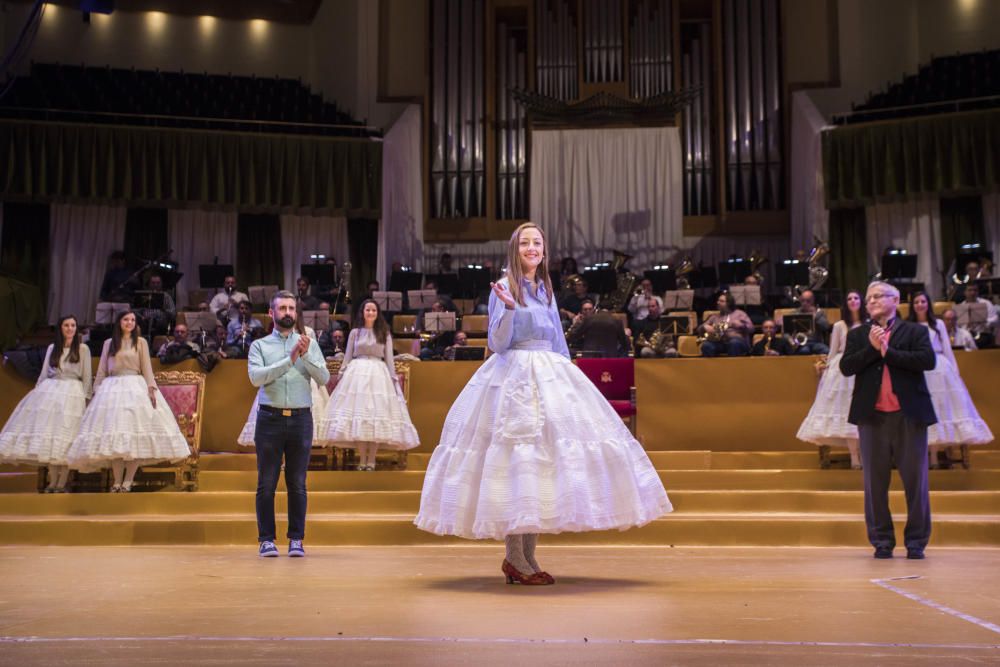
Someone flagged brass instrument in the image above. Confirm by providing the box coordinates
[792,331,810,347]
[333,261,353,312]
[763,334,773,354]
[748,249,769,285]
[600,250,638,312]
[698,315,730,344]
[947,257,993,300]
[636,326,674,356]
[675,256,695,290]
[562,273,583,292]
[785,237,830,303]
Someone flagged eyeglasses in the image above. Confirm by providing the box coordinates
[866,293,895,302]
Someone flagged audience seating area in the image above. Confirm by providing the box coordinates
[838,48,1000,124]
[1,62,377,137]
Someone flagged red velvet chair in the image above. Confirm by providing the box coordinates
[574,358,637,435]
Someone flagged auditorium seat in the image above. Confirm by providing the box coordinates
[574,357,637,434]
[896,303,911,320]
[460,314,488,336]
[392,314,417,336]
[677,335,701,357]
[452,298,475,315]
[933,301,955,316]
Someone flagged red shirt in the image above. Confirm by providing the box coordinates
[874,321,901,413]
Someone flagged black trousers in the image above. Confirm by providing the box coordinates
[858,411,931,552]
[255,408,313,543]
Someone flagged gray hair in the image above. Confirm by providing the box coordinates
[270,290,297,311]
[866,281,900,299]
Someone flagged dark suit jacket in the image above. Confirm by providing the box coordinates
[839,320,937,426]
[568,312,630,357]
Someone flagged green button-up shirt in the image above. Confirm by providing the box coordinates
[248,329,330,409]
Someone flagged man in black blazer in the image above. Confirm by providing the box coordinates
[840,282,937,560]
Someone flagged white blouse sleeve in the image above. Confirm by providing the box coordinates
[828,321,847,358]
[36,345,53,386]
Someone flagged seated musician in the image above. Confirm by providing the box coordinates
[159,322,224,372]
[99,250,138,303]
[942,308,977,351]
[558,277,597,327]
[750,319,793,356]
[628,278,663,323]
[209,274,250,324]
[296,276,321,312]
[698,292,753,357]
[417,299,456,360]
[321,328,347,360]
[567,299,631,358]
[443,330,470,361]
[224,301,265,358]
[958,283,998,347]
[791,289,831,355]
[138,273,176,338]
[632,299,677,358]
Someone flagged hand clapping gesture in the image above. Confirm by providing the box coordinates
[491,282,516,310]
[869,325,888,356]
[291,334,311,363]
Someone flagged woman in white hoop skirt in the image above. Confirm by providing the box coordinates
[0,315,91,492]
[66,311,190,492]
[796,290,867,469]
[237,321,332,450]
[415,223,672,586]
[317,299,419,470]
[907,291,993,467]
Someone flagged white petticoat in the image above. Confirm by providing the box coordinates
[0,378,87,466]
[65,375,191,471]
[796,352,859,448]
[414,347,672,540]
[237,380,332,447]
[317,358,420,451]
[926,354,994,446]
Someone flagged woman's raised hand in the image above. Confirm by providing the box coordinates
[491,282,516,309]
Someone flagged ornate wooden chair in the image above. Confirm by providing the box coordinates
[136,370,205,490]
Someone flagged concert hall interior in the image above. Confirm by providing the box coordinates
[1,0,999,665]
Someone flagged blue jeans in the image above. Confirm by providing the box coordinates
[255,408,313,542]
[795,341,830,355]
[701,338,750,357]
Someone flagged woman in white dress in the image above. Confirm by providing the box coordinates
[907,291,994,467]
[796,290,867,468]
[415,223,672,586]
[237,321,332,449]
[66,311,190,492]
[318,300,419,470]
[0,315,91,492]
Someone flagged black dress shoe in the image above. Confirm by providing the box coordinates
[906,549,925,560]
[873,547,894,559]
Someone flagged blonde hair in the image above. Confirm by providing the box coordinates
[504,222,555,307]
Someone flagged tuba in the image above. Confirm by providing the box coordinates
[601,250,638,312]
[675,256,696,290]
[785,237,830,303]
[748,249,769,285]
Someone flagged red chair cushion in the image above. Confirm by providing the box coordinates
[574,358,635,401]
[608,400,636,417]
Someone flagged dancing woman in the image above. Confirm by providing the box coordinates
[796,290,867,468]
[318,299,419,470]
[66,311,190,492]
[0,316,91,492]
[415,223,672,585]
[907,292,993,467]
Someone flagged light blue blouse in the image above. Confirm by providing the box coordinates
[488,277,571,359]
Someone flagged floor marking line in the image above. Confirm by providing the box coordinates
[1,636,998,650]
[871,578,1000,635]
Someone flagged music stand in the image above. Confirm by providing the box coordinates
[389,270,423,293]
[458,267,492,298]
[408,289,438,310]
[582,267,617,294]
[661,315,692,336]
[453,346,486,361]
[248,285,279,306]
[300,264,336,287]
[775,261,809,287]
[425,312,457,333]
[974,277,999,298]
[426,273,460,296]
[717,259,751,284]
[783,313,815,338]
[644,269,677,293]
[372,291,403,312]
[199,264,234,289]
[95,302,131,325]
[663,290,694,311]
[132,291,165,310]
[880,254,918,281]
[694,266,718,289]
[955,302,989,332]
[302,310,330,332]
[729,285,762,307]
[186,312,220,333]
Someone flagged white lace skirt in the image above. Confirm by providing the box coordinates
[65,375,191,471]
[0,378,87,466]
[415,347,672,540]
[317,358,420,451]
[237,380,332,447]
[796,352,859,448]
[926,354,994,446]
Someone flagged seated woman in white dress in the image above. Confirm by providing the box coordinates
[0,315,91,492]
[237,323,331,449]
[796,290,867,469]
[66,311,191,492]
[415,223,672,586]
[907,291,994,467]
[318,300,419,470]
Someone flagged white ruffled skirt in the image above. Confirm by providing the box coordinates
[317,358,420,451]
[0,378,87,466]
[237,380,332,447]
[415,345,672,540]
[65,375,191,472]
[796,352,859,448]
[926,354,993,446]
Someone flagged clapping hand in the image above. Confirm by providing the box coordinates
[869,325,888,356]
[291,334,311,363]
[491,282,516,309]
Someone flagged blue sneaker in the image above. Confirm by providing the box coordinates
[258,541,279,558]
[288,539,305,557]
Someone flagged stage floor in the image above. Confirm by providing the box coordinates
[2,546,998,666]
